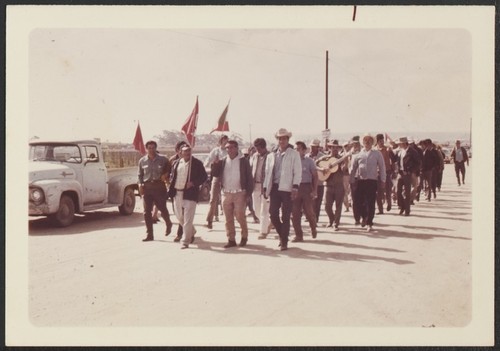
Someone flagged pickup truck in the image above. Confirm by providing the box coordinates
[29,140,139,227]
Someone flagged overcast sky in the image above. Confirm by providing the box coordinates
[28,17,472,143]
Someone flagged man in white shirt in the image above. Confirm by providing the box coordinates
[212,140,254,248]
[263,128,302,251]
[205,135,228,228]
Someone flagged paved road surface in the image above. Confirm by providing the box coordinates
[28,164,471,330]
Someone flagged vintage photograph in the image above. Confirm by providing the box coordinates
[6,5,494,347]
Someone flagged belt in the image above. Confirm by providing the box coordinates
[145,180,164,184]
[223,189,244,194]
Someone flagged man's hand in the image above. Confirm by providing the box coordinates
[139,185,144,197]
[186,181,195,189]
[291,189,298,201]
[311,191,317,199]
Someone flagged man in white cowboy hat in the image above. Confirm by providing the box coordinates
[349,134,386,232]
[395,136,420,216]
[306,138,326,223]
[263,128,302,251]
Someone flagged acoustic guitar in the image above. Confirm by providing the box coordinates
[316,151,352,182]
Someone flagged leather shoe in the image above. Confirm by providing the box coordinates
[311,228,317,238]
[280,245,288,251]
[239,238,248,247]
[224,240,237,248]
[258,234,267,239]
[181,244,189,249]
[174,235,182,242]
[207,221,213,229]
[142,236,153,242]
[291,237,303,243]
[165,221,173,236]
[399,209,405,215]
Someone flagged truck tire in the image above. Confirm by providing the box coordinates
[119,187,136,215]
[50,194,75,227]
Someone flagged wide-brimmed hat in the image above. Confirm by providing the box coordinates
[376,133,384,141]
[275,128,292,138]
[309,138,321,147]
[397,137,409,144]
[181,144,192,151]
[351,135,360,143]
[327,139,341,147]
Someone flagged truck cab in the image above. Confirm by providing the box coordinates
[29,140,138,227]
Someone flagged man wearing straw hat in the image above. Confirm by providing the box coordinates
[350,134,386,232]
[169,144,208,249]
[263,128,302,251]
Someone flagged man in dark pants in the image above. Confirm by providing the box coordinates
[450,139,469,186]
[263,128,302,251]
[395,137,420,216]
[291,141,318,241]
[317,140,346,231]
[138,140,173,241]
[421,139,440,201]
[375,133,395,214]
[350,134,386,232]
[306,139,325,223]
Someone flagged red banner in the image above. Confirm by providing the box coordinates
[210,102,230,134]
[181,97,199,147]
[133,122,146,155]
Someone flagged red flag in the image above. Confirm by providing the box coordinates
[181,97,199,147]
[210,101,230,134]
[133,122,146,155]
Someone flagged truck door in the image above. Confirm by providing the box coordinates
[81,145,107,204]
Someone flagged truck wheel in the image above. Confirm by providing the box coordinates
[119,187,136,215]
[50,195,75,227]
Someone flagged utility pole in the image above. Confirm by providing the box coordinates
[325,50,329,130]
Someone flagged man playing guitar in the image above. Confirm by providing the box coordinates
[316,140,348,230]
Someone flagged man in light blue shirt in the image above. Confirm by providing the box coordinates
[291,141,318,242]
[350,134,386,232]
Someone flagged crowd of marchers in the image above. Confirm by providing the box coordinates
[137,129,469,250]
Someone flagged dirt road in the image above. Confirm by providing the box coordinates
[27,164,472,337]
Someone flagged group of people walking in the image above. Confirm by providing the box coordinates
[137,130,469,251]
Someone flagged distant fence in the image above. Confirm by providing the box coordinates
[102,146,210,169]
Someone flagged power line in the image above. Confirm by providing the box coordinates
[166,29,322,60]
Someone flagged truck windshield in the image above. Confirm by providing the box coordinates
[30,144,82,163]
